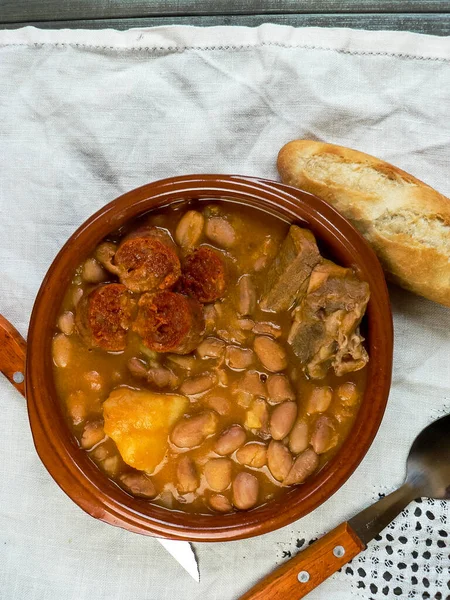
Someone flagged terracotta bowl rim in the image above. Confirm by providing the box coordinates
[25,174,393,542]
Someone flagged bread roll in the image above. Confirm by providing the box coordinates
[277,140,450,308]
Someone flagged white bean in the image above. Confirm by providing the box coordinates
[310,415,338,454]
[209,493,232,513]
[83,370,103,392]
[236,442,267,468]
[254,336,288,372]
[267,374,295,404]
[171,411,219,448]
[52,334,71,368]
[82,258,107,283]
[289,420,309,454]
[237,275,256,316]
[225,346,254,370]
[307,387,333,414]
[283,448,319,486]
[204,458,232,492]
[119,472,156,498]
[177,456,199,493]
[270,402,297,440]
[66,390,87,425]
[197,337,225,359]
[205,217,236,248]
[214,425,246,455]
[179,372,217,396]
[58,311,75,335]
[80,421,105,449]
[232,472,259,510]
[336,382,359,406]
[267,440,292,482]
[175,210,205,250]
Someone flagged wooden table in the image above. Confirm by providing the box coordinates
[0,0,449,35]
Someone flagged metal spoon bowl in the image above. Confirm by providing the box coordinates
[350,413,450,545]
[407,413,450,499]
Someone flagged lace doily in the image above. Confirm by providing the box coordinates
[342,498,449,600]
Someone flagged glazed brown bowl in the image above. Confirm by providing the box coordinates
[15,175,392,541]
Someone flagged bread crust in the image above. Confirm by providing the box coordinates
[277,140,450,307]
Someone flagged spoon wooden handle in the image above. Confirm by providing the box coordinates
[0,314,27,398]
[239,522,364,600]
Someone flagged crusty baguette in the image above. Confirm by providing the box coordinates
[277,140,450,308]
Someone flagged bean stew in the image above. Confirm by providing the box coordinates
[53,201,370,514]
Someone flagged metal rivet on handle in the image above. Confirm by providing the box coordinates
[13,371,24,384]
[297,571,310,583]
[333,545,345,558]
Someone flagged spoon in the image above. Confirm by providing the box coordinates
[240,414,450,600]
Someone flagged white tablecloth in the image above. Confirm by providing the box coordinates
[0,24,448,600]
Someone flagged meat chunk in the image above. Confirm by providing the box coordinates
[102,227,181,293]
[133,290,205,354]
[179,246,227,303]
[260,225,321,312]
[75,283,133,351]
[288,260,370,378]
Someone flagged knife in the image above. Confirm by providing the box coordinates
[238,489,417,600]
[157,538,199,582]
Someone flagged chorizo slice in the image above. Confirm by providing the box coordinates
[75,283,133,352]
[113,227,181,293]
[179,246,227,303]
[133,290,205,354]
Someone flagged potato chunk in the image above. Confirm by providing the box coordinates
[103,387,188,473]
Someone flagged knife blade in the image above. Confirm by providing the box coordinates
[157,538,200,582]
[348,483,418,546]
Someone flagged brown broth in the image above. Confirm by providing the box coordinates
[53,201,367,514]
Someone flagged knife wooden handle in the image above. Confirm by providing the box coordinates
[0,314,27,397]
[239,522,364,600]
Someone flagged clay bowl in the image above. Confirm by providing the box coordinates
[24,175,392,542]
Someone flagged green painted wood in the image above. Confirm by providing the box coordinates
[1,13,449,35]
[0,0,449,24]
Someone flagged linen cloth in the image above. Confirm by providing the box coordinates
[0,24,449,600]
